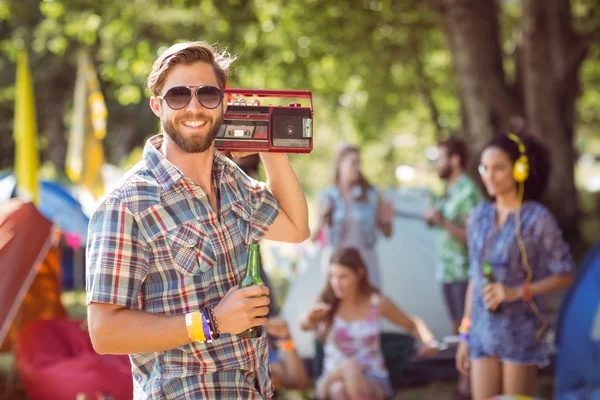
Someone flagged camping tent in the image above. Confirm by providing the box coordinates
[555,241,600,398]
[281,187,453,358]
[0,174,90,289]
[0,200,66,352]
[0,174,89,242]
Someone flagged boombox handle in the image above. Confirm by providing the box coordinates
[224,88,313,110]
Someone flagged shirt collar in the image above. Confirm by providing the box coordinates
[142,134,233,191]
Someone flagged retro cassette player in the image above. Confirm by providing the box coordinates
[215,89,313,154]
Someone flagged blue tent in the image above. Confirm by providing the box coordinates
[0,175,90,290]
[0,174,89,242]
[556,241,600,399]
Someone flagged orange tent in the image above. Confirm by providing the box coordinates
[0,199,67,352]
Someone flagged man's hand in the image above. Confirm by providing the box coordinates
[424,207,443,227]
[378,199,395,225]
[213,285,271,335]
[266,317,291,339]
[230,151,258,159]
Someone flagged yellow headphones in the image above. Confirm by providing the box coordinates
[507,133,548,341]
[507,133,529,183]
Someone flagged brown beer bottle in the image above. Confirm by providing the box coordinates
[483,261,502,313]
[237,243,265,338]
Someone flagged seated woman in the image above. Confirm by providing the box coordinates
[300,247,438,400]
[266,317,310,393]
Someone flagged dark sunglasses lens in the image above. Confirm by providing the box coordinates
[196,87,222,109]
[165,87,192,109]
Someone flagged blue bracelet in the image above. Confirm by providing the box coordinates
[459,333,470,341]
[201,310,212,342]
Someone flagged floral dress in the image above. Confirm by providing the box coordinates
[321,294,393,397]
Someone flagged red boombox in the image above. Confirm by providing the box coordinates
[215,89,314,154]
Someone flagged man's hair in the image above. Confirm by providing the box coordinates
[438,136,468,168]
[147,41,237,96]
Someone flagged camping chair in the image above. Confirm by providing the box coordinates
[16,319,132,400]
[312,332,416,398]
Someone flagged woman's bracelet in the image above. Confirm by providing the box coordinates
[276,339,295,352]
[459,333,470,342]
[458,317,471,334]
[522,283,533,302]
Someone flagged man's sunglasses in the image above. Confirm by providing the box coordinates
[156,85,224,110]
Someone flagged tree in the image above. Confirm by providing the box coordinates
[435,0,600,237]
[0,0,598,240]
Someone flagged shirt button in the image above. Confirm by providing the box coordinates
[188,239,194,244]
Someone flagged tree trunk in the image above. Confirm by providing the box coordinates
[439,0,582,240]
[440,0,520,158]
[522,0,579,236]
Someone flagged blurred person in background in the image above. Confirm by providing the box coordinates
[301,247,438,400]
[456,134,574,400]
[86,41,309,399]
[425,136,483,333]
[425,136,482,399]
[310,143,395,289]
[266,317,310,395]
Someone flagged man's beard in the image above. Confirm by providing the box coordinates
[438,164,453,180]
[162,112,223,153]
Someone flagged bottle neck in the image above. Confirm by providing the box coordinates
[246,245,261,277]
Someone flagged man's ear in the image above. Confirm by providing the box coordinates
[149,96,162,118]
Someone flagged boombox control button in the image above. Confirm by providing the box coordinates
[289,103,301,107]
[229,129,251,138]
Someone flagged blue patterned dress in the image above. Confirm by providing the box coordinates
[466,202,574,366]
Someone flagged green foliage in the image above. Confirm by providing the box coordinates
[0,0,597,198]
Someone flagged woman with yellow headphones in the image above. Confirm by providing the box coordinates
[455,133,575,400]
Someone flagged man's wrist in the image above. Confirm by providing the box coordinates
[211,305,226,335]
[259,152,288,163]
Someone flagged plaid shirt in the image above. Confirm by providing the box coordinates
[86,135,280,399]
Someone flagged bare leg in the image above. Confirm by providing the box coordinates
[339,359,370,397]
[471,357,502,400]
[502,362,538,396]
[317,359,370,399]
[329,380,349,400]
[364,380,386,400]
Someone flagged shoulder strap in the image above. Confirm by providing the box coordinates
[369,293,380,319]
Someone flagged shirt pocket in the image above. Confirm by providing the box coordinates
[167,224,216,275]
[229,201,252,246]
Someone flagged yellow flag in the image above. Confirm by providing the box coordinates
[66,50,107,198]
[13,49,39,204]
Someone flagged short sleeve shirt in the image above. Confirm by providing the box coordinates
[434,174,483,282]
[86,134,280,399]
